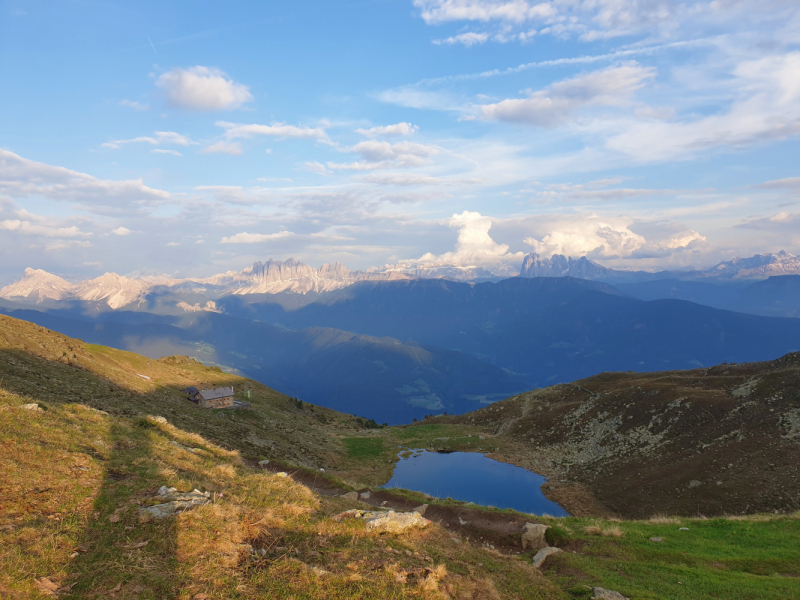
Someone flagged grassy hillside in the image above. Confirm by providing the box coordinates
[417,354,800,518]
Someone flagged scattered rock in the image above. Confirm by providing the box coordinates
[414,504,428,515]
[334,509,430,534]
[275,472,288,478]
[258,460,270,467]
[169,440,197,453]
[679,527,689,531]
[458,517,468,525]
[687,480,702,489]
[107,514,120,523]
[649,537,664,542]
[340,491,359,501]
[521,523,550,550]
[149,416,168,424]
[531,546,561,569]
[592,587,629,600]
[20,403,42,411]
[138,487,210,519]
[359,491,371,500]
[311,566,330,577]
[35,577,60,596]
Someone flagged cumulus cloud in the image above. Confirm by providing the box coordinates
[523,214,705,259]
[220,231,293,244]
[405,210,524,274]
[101,131,194,150]
[112,227,131,236]
[433,32,489,46]
[478,63,655,126]
[156,66,253,111]
[0,149,170,206]
[356,122,419,136]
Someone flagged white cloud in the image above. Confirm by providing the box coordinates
[522,214,705,259]
[156,66,253,111]
[605,52,800,161]
[220,231,293,244]
[0,149,170,206]
[202,141,243,155]
[328,140,439,170]
[756,177,800,190]
[355,122,419,137]
[112,227,131,236]
[0,219,88,237]
[305,161,332,175]
[433,32,489,46]
[404,210,524,274]
[217,121,329,141]
[478,63,655,126]
[151,149,182,156]
[118,100,150,111]
[414,0,556,24]
[101,131,194,150]
[45,240,93,252]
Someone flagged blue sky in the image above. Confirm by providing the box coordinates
[1,0,799,283]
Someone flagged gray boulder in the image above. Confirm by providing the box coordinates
[333,509,430,534]
[531,546,561,568]
[340,491,359,501]
[521,523,550,550]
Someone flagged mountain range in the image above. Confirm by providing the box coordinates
[3,250,800,311]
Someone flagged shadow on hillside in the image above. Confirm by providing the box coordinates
[63,421,182,599]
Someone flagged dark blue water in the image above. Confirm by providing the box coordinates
[382,450,568,516]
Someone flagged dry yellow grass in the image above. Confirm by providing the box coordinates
[649,514,682,524]
[584,524,625,537]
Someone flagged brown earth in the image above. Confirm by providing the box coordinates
[432,353,800,518]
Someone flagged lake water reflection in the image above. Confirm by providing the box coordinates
[382,450,568,516]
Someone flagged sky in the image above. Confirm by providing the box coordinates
[1,0,799,284]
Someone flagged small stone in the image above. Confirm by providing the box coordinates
[20,403,42,411]
[592,587,629,600]
[532,546,561,569]
[359,491,371,500]
[679,527,689,531]
[108,514,120,523]
[258,460,270,467]
[649,537,664,542]
[150,416,168,424]
[413,504,428,515]
[340,491,359,501]
[275,472,288,478]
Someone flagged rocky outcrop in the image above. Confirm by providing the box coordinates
[333,509,430,534]
[138,486,211,519]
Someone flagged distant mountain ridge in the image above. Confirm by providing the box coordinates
[3,250,799,310]
[519,250,800,282]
